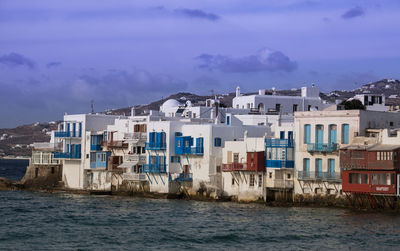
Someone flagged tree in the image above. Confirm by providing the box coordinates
[340,99,365,110]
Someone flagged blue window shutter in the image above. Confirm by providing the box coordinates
[67,123,70,133]
[214,138,217,146]
[304,124,311,144]
[72,123,76,137]
[342,124,349,144]
[79,123,82,137]
[171,156,174,162]
[227,116,230,125]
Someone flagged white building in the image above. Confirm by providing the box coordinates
[232,85,330,114]
[350,94,388,111]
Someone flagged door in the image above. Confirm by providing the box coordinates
[329,125,337,144]
[316,125,324,144]
[303,158,310,177]
[328,159,335,178]
[316,158,322,178]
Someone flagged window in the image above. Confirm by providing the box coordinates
[214,137,222,147]
[280,131,285,139]
[329,124,337,144]
[304,124,311,144]
[390,121,394,127]
[269,172,272,179]
[293,104,298,112]
[51,167,55,174]
[362,174,368,184]
[193,113,196,118]
[342,124,349,144]
[258,175,262,187]
[232,178,235,185]
[250,174,255,187]
[233,153,239,163]
[276,104,281,112]
[101,153,106,162]
[287,173,291,179]
[315,125,324,144]
[227,116,230,125]
[216,166,221,173]
[308,105,311,111]
[171,156,181,163]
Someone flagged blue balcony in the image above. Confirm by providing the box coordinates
[143,164,167,173]
[55,131,81,138]
[266,160,294,168]
[145,142,166,150]
[307,143,338,153]
[265,138,294,147]
[53,152,81,159]
[175,146,204,156]
[175,173,193,182]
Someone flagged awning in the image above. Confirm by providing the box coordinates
[118,161,138,169]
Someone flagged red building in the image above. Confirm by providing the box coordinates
[341,145,400,196]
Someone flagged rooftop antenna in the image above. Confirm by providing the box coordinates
[91,100,94,114]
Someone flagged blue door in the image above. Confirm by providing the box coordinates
[328,159,335,178]
[316,158,322,178]
[316,125,324,144]
[329,125,337,144]
[303,158,310,177]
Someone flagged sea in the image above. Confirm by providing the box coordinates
[1,159,400,250]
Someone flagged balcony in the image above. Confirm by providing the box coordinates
[53,152,81,159]
[273,179,294,189]
[174,173,193,182]
[222,162,263,172]
[54,131,81,138]
[143,164,167,173]
[123,173,147,181]
[124,154,146,163]
[265,160,294,168]
[297,171,341,182]
[175,146,204,156]
[307,143,338,153]
[102,140,128,148]
[90,144,102,151]
[123,132,147,142]
[145,142,166,150]
[265,138,294,147]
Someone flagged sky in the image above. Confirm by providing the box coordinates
[1,0,400,127]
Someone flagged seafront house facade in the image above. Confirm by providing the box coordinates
[294,110,400,196]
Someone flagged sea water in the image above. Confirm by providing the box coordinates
[1,159,399,250]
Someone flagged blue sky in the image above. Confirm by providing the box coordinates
[1,0,400,127]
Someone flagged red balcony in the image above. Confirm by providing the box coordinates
[222,162,264,172]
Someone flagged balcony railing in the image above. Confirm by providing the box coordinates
[124,154,146,163]
[90,144,102,151]
[33,142,59,150]
[222,163,264,172]
[297,171,341,182]
[175,147,204,156]
[123,132,147,141]
[143,164,167,173]
[307,143,338,153]
[273,179,294,189]
[123,173,147,181]
[54,131,81,138]
[265,160,294,168]
[53,152,81,159]
[102,140,128,148]
[145,142,166,150]
[265,138,294,147]
[174,173,193,182]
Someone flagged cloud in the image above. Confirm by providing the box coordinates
[46,62,62,68]
[173,8,220,21]
[342,6,365,19]
[195,48,297,73]
[0,52,36,69]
